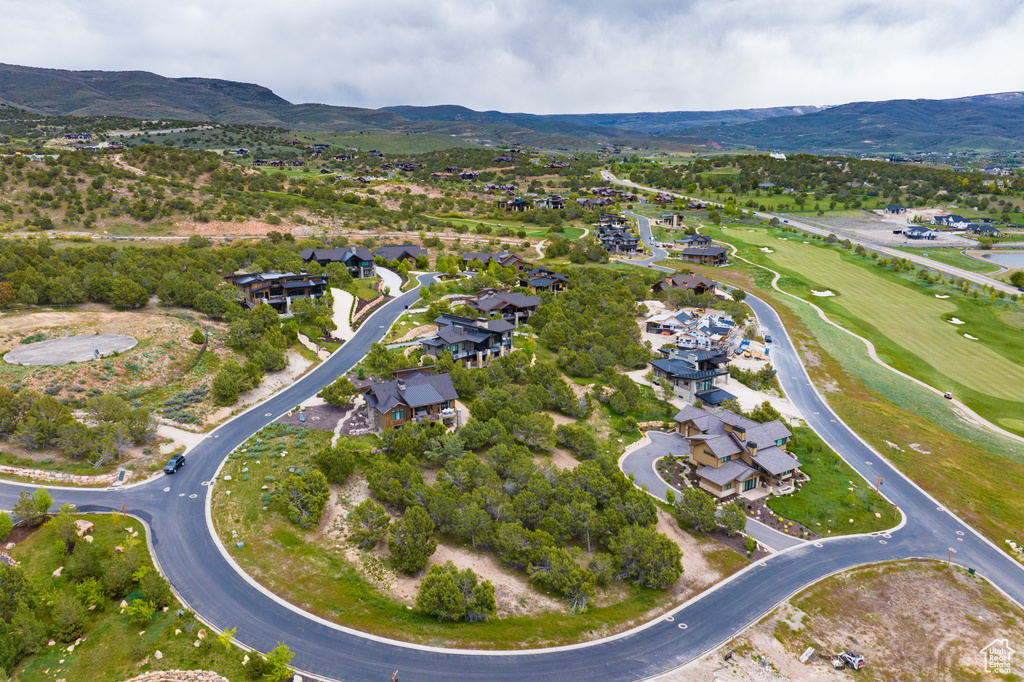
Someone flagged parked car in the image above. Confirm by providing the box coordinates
[944,392,953,400]
[164,454,186,474]
[765,335,772,343]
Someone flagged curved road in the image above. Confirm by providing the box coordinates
[2,266,1023,679]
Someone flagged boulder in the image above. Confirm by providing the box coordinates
[52,566,63,577]
[74,519,95,537]
[115,546,125,553]
[197,629,207,639]
[4,542,14,550]
[154,650,163,659]
[83,535,94,543]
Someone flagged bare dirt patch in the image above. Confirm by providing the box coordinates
[677,560,1024,681]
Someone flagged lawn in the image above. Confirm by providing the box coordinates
[766,428,896,536]
[426,215,587,240]
[705,224,1024,436]
[9,513,249,681]
[347,276,381,302]
[891,246,1002,274]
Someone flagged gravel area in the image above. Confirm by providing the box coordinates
[3,334,137,366]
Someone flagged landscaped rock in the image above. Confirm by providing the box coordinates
[74,520,95,537]
[52,566,63,577]
[242,655,250,665]
[120,600,129,608]
[197,629,207,639]
[48,639,55,646]
[126,527,134,533]
[115,546,125,553]
[4,542,13,550]
[83,535,94,543]
[154,650,163,659]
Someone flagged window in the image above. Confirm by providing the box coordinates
[390,407,405,422]
[720,456,730,464]
[776,438,787,447]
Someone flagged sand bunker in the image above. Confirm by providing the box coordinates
[948,317,965,325]
[964,333,978,340]
[811,290,835,297]
[935,294,950,299]
[4,334,138,366]
[760,247,774,253]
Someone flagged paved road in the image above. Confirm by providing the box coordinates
[621,212,672,273]
[2,266,1023,679]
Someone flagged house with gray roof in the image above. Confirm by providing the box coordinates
[650,349,731,403]
[521,266,569,294]
[674,406,799,498]
[299,246,375,279]
[420,313,514,368]
[362,368,460,431]
[462,251,530,273]
[223,271,329,315]
[466,290,540,326]
[373,244,427,265]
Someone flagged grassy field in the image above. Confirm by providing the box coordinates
[348,276,381,302]
[10,514,248,681]
[704,224,1024,436]
[892,246,1003,274]
[766,428,895,536]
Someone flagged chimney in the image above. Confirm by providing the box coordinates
[733,425,746,440]
[747,441,758,455]
[397,378,406,391]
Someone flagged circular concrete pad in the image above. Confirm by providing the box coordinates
[4,334,138,366]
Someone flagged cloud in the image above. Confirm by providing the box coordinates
[1,0,1022,113]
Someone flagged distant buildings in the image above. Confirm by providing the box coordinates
[373,244,427,264]
[462,251,530,272]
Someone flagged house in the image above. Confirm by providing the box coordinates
[931,214,972,229]
[521,266,569,294]
[420,314,514,368]
[496,197,532,212]
[299,247,376,279]
[758,182,776,190]
[969,224,1002,236]
[533,195,567,210]
[374,244,427,264]
[674,405,798,498]
[657,214,686,228]
[687,200,707,210]
[224,271,329,315]
[885,205,907,215]
[675,234,712,248]
[462,252,530,272]
[902,226,937,240]
[598,213,628,227]
[652,192,675,204]
[459,170,480,181]
[645,309,692,334]
[576,197,604,210]
[675,314,735,351]
[652,272,718,296]
[597,225,640,253]
[466,290,540,326]
[63,133,92,141]
[769,152,787,161]
[362,368,460,431]
[650,349,731,403]
[679,246,728,267]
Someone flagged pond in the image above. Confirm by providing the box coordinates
[981,251,1024,269]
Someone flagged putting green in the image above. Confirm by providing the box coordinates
[709,225,1024,433]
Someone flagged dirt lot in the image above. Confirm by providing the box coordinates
[673,560,1023,681]
[786,212,974,248]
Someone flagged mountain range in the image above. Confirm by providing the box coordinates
[2,62,1024,154]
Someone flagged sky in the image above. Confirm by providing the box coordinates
[2,0,1023,114]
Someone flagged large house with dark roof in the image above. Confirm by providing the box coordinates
[674,406,799,498]
[420,314,514,368]
[650,349,731,403]
[299,247,375,279]
[223,271,329,315]
[679,246,728,267]
[674,234,712,248]
[466,290,540,326]
[373,244,427,264]
[652,272,718,296]
[597,225,640,253]
[361,368,460,431]
[521,267,569,294]
[462,251,531,273]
